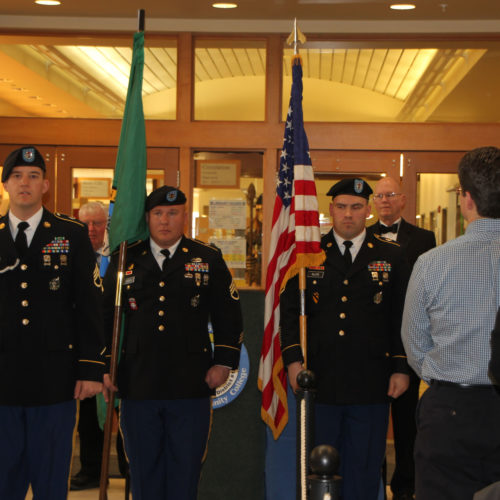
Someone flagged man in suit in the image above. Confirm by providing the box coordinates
[368,176,436,500]
[103,185,243,500]
[280,178,410,500]
[0,146,105,500]
[70,201,109,491]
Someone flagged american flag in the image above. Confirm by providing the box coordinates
[258,56,325,439]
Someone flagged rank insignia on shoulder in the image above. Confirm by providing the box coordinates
[93,263,103,291]
[229,280,240,301]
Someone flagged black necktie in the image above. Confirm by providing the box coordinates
[343,240,353,268]
[14,221,29,257]
[380,223,398,234]
[161,249,170,272]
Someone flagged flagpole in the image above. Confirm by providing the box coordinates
[98,11,145,500]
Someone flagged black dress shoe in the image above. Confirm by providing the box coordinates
[70,472,100,491]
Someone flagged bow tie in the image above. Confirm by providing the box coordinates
[380,223,398,234]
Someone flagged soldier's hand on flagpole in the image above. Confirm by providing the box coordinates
[387,373,410,399]
[74,380,103,400]
[287,361,304,393]
[103,373,118,403]
[205,365,230,389]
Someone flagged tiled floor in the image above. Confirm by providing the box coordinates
[28,440,397,499]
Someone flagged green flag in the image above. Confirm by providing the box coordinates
[108,30,149,252]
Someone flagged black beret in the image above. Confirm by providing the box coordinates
[326,178,373,200]
[145,185,187,211]
[2,146,46,182]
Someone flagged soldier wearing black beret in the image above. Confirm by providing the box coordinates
[103,185,243,500]
[0,146,106,500]
[280,177,410,500]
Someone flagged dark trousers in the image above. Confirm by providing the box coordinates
[389,369,419,495]
[315,403,390,500]
[77,396,103,477]
[120,397,211,500]
[76,398,128,478]
[0,400,76,500]
[415,383,500,500]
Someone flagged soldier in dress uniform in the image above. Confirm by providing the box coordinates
[280,178,410,500]
[0,146,106,500]
[102,185,243,500]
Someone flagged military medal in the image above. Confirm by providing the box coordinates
[374,291,383,304]
[49,277,60,291]
[195,273,201,286]
[382,272,389,282]
[60,255,68,266]
[203,274,209,285]
[371,271,378,281]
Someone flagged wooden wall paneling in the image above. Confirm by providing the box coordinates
[179,146,193,237]
[3,118,500,153]
[177,32,193,123]
[266,35,282,124]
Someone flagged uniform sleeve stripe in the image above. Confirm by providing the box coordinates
[281,343,300,353]
[79,359,106,365]
[214,344,241,351]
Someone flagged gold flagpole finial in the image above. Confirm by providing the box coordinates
[286,18,307,55]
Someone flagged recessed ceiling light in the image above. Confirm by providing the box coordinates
[390,3,416,9]
[35,0,62,5]
[212,3,238,9]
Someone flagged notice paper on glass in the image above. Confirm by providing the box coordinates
[209,199,246,230]
[209,237,246,269]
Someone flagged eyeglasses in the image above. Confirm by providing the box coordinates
[373,192,401,200]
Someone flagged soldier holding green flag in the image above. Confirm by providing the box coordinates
[103,185,243,500]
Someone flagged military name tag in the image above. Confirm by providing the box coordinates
[124,276,135,285]
[49,277,60,291]
[374,291,383,304]
[307,266,325,279]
